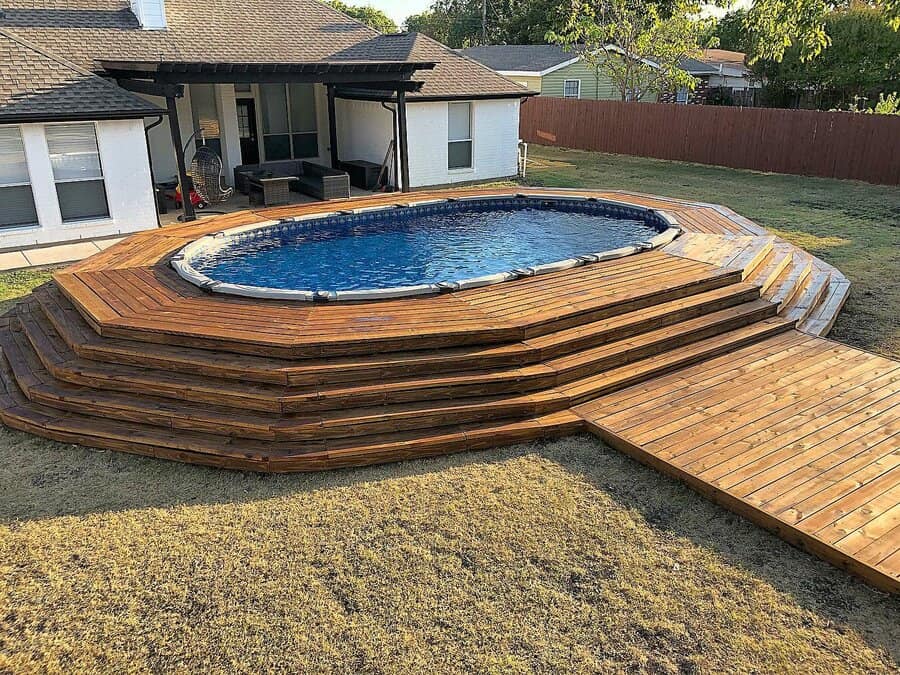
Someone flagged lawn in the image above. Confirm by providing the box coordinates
[1,150,898,672]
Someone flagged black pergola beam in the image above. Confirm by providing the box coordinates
[116,78,184,99]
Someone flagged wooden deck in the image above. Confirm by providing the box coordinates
[577,333,899,593]
[0,188,895,592]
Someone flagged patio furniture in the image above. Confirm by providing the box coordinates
[234,160,304,194]
[297,161,350,200]
[234,160,351,201]
[341,159,382,190]
[190,146,233,205]
[247,173,293,206]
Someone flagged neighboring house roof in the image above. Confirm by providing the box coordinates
[702,49,748,67]
[0,28,163,123]
[458,45,577,74]
[0,0,528,106]
[678,56,719,76]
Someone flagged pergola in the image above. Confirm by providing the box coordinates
[102,59,437,220]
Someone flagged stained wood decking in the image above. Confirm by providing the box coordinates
[577,333,899,593]
[0,188,895,592]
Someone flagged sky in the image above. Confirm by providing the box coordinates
[366,0,433,25]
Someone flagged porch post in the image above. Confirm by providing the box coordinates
[166,93,195,222]
[396,88,410,193]
[326,84,339,169]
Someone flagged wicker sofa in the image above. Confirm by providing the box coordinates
[233,160,350,201]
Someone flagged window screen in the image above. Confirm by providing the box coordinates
[0,127,38,228]
[45,123,109,221]
[448,102,472,169]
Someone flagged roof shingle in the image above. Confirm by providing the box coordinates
[0,0,528,104]
[0,28,164,122]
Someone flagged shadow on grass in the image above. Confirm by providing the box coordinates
[1,427,897,663]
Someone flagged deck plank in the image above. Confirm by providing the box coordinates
[576,332,900,594]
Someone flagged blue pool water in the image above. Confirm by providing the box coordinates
[190,198,664,292]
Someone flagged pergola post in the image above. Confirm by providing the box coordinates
[396,88,410,193]
[326,84,339,169]
[166,93,195,222]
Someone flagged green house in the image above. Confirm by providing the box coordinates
[460,45,663,101]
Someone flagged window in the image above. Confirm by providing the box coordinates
[259,83,318,160]
[563,79,581,98]
[447,102,472,170]
[190,84,222,156]
[675,87,689,104]
[45,123,109,222]
[0,126,38,228]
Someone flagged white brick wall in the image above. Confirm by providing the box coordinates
[406,99,520,188]
[0,119,158,250]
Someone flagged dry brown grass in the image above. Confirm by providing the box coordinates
[1,432,898,673]
[1,153,899,671]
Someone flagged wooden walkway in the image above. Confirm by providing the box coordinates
[577,333,899,592]
[0,188,895,592]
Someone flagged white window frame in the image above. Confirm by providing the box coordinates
[0,125,39,230]
[44,121,110,225]
[563,79,581,99]
[675,87,689,104]
[447,101,474,172]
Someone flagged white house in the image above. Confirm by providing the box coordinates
[0,0,530,249]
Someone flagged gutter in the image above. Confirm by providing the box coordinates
[143,115,166,228]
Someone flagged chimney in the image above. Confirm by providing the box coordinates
[130,0,167,29]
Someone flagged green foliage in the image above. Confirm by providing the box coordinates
[842,91,900,113]
[327,0,398,33]
[702,8,752,52]
[547,0,714,101]
[403,0,567,47]
[744,0,900,63]
[755,5,900,109]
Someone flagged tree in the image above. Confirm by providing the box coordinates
[702,8,752,52]
[744,0,899,62]
[404,0,567,47]
[327,0,398,33]
[755,5,900,108]
[404,9,451,44]
[547,0,714,101]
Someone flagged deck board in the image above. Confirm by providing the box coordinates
[576,333,900,593]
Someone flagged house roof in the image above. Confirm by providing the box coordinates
[333,33,529,99]
[0,28,164,123]
[678,56,719,76]
[458,44,576,73]
[0,0,528,105]
[702,49,747,66]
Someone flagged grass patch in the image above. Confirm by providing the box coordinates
[1,153,898,671]
[523,146,900,358]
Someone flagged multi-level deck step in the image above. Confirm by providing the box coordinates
[16,296,777,413]
[799,277,851,336]
[781,265,832,325]
[34,281,762,386]
[56,258,746,359]
[746,244,794,294]
[766,251,813,309]
[0,309,796,445]
[0,360,584,472]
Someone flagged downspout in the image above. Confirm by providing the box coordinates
[381,101,399,192]
[144,115,164,228]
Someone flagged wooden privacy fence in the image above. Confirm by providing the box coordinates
[519,97,900,185]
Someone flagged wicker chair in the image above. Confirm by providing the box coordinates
[190,146,234,206]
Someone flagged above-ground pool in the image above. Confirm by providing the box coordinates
[174,195,680,301]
